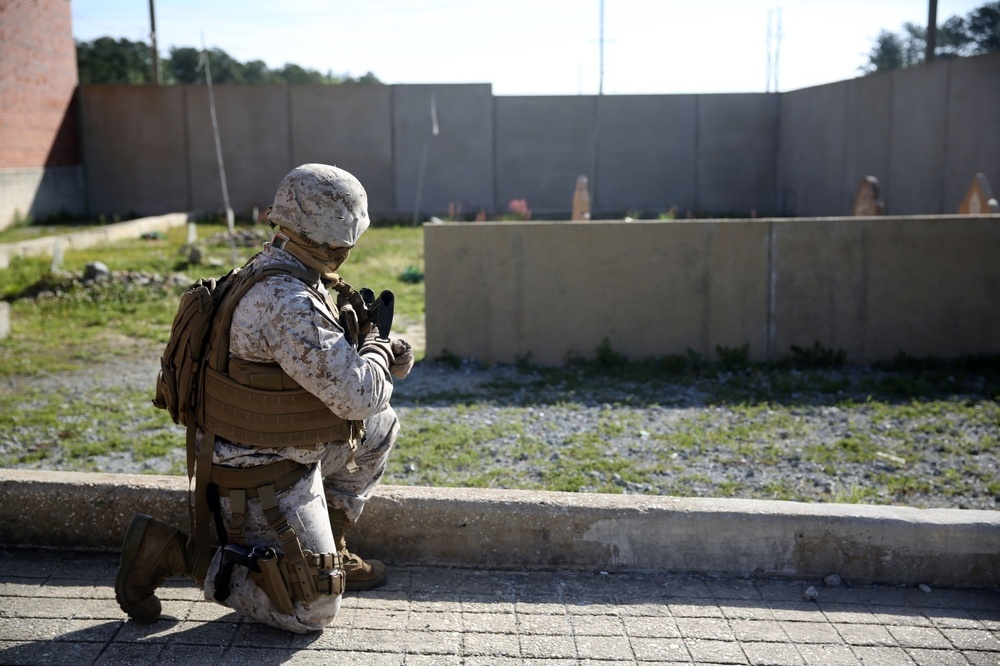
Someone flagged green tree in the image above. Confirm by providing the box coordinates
[78,37,383,87]
[967,2,1000,51]
[77,37,155,84]
[166,47,202,83]
[863,1,999,74]
[863,31,907,73]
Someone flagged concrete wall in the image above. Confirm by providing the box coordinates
[393,84,495,218]
[777,51,1000,217]
[424,216,1000,365]
[72,51,999,222]
[290,84,394,211]
[80,85,190,217]
[0,166,86,228]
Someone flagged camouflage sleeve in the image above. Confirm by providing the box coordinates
[229,274,393,421]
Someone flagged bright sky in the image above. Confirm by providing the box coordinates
[71,0,986,95]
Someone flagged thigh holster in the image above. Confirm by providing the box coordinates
[212,460,344,614]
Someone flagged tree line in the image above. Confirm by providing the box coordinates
[76,37,380,85]
[863,1,999,73]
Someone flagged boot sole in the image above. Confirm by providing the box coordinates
[115,513,157,621]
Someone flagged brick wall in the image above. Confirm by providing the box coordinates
[0,0,80,168]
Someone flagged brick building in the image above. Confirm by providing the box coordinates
[0,0,84,230]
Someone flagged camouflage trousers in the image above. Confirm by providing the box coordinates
[202,405,398,633]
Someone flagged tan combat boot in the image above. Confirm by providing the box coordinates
[328,508,387,591]
[115,513,213,622]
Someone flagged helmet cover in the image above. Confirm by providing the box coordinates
[268,164,370,247]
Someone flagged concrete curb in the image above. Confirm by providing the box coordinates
[2,469,997,589]
[0,212,193,269]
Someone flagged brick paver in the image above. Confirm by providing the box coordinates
[0,548,997,665]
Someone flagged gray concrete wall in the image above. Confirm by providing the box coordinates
[594,95,699,216]
[0,166,85,229]
[184,84,292,216]
[79,85,190,217]
[424,216,1000,366]
[944,52,1000,212]
[494,96,599,215]
[777,50,1000,217]
[290,85,395,215]
[74,51,999,221]
[392,84,495,219]
[697,94,778,216]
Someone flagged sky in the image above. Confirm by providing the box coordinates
[71,0,987,96]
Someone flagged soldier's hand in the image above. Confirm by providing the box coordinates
[389,338,414,379]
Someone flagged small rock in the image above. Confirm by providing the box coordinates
[802,586,819,601]
[823,574,842,587]
[919,583,932,593]
[83,261,110,281]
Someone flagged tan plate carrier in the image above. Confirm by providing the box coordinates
[188,260,360,610]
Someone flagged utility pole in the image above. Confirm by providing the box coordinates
[926,0,938,63]
[590,0,605,217]
[149,0,161,84]
[598,0,605,95]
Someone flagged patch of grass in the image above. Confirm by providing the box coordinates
[0,385,182,471]
[0,222,425,376]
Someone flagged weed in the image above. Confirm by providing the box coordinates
[437,349,463,370]
[716,344,750,370]
[788,341,846,369]
[399,265,424,284]
[595,337,628,369]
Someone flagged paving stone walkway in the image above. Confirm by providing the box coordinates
[0,548,997,665]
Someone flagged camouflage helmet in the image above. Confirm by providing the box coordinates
[268,164,370,248]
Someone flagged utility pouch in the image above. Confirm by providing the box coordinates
[252,548,295,615]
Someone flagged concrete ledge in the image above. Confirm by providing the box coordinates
[2,470,997,588]
[0,212,194,268]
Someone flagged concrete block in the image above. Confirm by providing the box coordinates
[425,220,770,365]
[768,217,869,359]
[861,215,1000,359]
[0,301,9,339]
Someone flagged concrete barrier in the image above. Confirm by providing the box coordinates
[424,215,1000,365]
[0,212,192,267]
[1,469,997,589]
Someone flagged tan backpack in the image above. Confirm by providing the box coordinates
[153,257,314,427]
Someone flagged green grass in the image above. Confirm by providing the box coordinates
[0,385,184,472]
[3,221,999,508]
[0,221,425,375]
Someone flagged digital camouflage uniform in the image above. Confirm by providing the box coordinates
[200,243,399,632]
[116,164,411,635]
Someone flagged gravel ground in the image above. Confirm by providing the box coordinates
[3,342,998,511]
